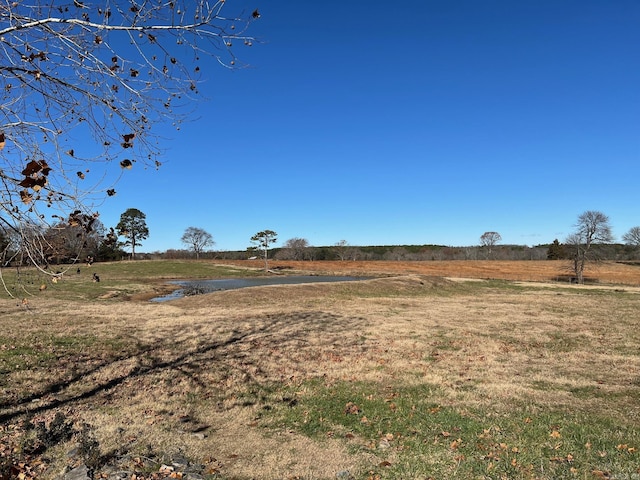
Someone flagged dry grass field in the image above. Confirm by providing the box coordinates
[1,260,639,479]
[220,259,640,285]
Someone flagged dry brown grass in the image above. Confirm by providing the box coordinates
[222,259,640,285]
[1,261,640,479]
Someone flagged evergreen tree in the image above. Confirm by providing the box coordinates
[116,208,149,259]
[546,239,566,260]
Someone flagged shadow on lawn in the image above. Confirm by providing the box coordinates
[0,310,367,423]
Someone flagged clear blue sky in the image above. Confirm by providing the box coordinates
[98,0,640,253]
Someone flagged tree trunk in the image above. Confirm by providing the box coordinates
[574,255,585,284]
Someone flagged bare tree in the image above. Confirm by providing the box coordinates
[2,211,99,269]
[181,227,214,260]
[250,230,277,271]
[42,219,105,264]
[333,240,351,261]
[622,226,640,260]
[566,210,613,284]
[0,1,258,276]
[282,237,310,261]
[480,231,502,259]
[623,226,640,250]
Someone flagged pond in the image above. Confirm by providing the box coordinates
[151,275,368,302]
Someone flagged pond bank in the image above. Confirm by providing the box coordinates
[150,275,370,302]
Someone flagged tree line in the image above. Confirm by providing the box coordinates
[2,209,638,287]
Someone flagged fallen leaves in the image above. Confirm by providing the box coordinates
[158,464,184,478]
[449,438,463,450]
[344,402,360,415]
[616,443,637,454]
[592,470,611,479]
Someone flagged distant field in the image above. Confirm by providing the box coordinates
[1,260,639,479]
[218,259,640,285]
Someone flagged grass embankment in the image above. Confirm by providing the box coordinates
[0,259,268,302]
[0,260,639,479]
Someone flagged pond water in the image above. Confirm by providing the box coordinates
[151,275,368,302]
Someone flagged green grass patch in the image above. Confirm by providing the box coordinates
[84,259,262,280]
[0,333,107,376]
[0,260,267,301]
[260,379,640,479]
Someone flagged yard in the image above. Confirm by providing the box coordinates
[1,260,639,479]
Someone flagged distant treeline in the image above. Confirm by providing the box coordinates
[154,242,640,262]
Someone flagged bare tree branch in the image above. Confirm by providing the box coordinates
[1,0,258,279]
[566,210,613,284]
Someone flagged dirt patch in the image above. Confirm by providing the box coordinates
[127,280,181,301]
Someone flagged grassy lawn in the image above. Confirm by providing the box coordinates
[0,260,266,302]
[0,260,639,479]
[264,380,640,479]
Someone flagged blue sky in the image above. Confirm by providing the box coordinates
[97,0,640,252]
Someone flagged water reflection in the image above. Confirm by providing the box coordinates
[151,275,367,302]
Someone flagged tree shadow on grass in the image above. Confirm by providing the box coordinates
[0,310,367,423]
